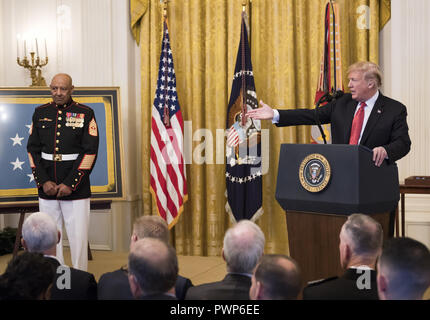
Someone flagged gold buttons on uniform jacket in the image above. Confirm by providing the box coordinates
[75,179,78,182]
[56,140,59,144]
[57,124,61,128]
[72,185,75,188]
[57,132,60,136]
[55,147,59,151]
[58,117,62,121]
[58,111,62,115]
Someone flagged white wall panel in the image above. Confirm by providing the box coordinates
[380,0,430,248]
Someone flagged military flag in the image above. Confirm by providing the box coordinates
[225,12,263,222]
[311,1,343,144]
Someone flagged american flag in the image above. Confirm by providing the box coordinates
[150,20,188,228]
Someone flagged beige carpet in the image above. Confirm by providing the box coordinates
[0,248,226,285]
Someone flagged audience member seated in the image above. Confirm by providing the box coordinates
[303,214,382,300]
[128,238,178,300]
[377,237,430,300]
[98,215,193,300]
[185,219,265,300]
[0,251,55,300]
[21,211,97,300]
[249,254,302,300]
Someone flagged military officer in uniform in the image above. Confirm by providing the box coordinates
[27,73,99,271]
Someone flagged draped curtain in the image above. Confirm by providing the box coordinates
[132,0,391,256]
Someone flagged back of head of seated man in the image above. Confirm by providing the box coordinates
[21,211,60,257]
[339,213,383,270]
[131,215,169,245]
[21,211,97,300]
[377,237,430,300]
[185,219,265,300]
[128,237,178,299]
[250,254,302,300]
[98,215,193,300]
[222,219,266,274]
[0,251,55,300]
[303,213,383,300]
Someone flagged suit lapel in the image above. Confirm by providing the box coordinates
[360,93,385,145]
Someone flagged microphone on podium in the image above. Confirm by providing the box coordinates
[314,90,344,144]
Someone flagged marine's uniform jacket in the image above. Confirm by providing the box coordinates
[27,99,99,200]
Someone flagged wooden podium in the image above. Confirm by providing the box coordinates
[275,144,399,284]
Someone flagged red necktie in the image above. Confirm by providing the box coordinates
[349,102,367,145]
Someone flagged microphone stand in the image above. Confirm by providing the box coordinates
[314,93,330,144]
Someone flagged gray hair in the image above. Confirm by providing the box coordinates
[22,212,58,253]
[342,214,383,256]
[223,220,265,274]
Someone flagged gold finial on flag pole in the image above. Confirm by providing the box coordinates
[162,0,168,18]
[242,0,247,12]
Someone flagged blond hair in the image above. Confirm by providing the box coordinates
[347,61,382,88]
[133,215,169,243]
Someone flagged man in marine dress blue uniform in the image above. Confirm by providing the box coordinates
[27,73,99,271]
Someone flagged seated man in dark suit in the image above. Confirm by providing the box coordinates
[21,211,97,300]
[185,220,265,300]
[98,215,193,300]
[0,251,55,300]
[303,214,382,300]
[249,254,302,300]
[377,237,430,300]
[128,238,178,300]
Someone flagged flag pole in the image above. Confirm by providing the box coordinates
[162,0,168,18]
[161,0,171,127]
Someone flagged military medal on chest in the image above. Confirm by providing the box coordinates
[65,112,85,129]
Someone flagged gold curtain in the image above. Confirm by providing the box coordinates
[133,0,390,256]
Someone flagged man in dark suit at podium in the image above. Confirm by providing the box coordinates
[303,214,382,300]
[247,61,411,235]
[247,61,411,166]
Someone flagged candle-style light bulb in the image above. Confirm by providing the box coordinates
[36,38,39,57]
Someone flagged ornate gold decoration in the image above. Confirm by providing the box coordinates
[17,40,48,87]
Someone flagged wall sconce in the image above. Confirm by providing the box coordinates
[17,35,48,87]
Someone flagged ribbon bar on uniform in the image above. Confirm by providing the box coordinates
[41,152,79,161]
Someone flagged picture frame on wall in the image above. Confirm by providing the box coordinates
[0,87,125,204]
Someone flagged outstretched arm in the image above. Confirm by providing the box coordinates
[246,100,275,120]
